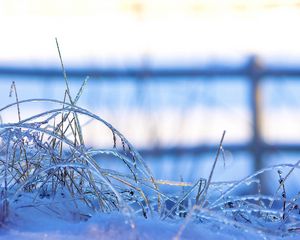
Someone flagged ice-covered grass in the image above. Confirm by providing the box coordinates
[0,41,300,239]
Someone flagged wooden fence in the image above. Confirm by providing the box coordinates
[1,56,300,171]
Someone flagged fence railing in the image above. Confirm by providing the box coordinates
[1,56,300,171]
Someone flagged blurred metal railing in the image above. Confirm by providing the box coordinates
[1,56,300,171]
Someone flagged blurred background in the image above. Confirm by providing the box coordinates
[1,0,300,191]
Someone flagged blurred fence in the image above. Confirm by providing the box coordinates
[1,56,300,172]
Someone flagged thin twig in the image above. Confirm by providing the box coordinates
[198,130,226,207]
[9,81,21,122]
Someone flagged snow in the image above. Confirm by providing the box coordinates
[0,212,263,240]
[1,209,299,240]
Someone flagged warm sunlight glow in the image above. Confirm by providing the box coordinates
[0,1,299,65]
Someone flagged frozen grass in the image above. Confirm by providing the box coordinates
[0,42,300,239]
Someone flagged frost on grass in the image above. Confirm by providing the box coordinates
[0,96,161,222]
[0,44,300,239]
[1,87,300,239]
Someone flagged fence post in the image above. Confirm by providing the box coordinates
[248,56,264,173]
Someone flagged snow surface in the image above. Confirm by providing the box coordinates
[0,209,299,240]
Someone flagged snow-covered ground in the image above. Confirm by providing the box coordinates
[1,210,299,240]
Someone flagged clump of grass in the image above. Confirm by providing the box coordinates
[0,40,160,224]
[173,160,300,239]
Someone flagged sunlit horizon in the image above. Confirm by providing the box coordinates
[0,1,300,66]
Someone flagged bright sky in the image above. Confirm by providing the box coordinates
[0,0,300,66]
